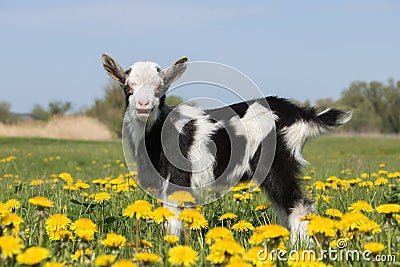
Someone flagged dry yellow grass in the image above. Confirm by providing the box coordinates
[0,115,115,140]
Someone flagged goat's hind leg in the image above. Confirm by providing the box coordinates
[263,170,314,244]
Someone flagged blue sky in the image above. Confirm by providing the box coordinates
[1,0,399,113]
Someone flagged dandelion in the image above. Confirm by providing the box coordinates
[374,177,388,185]
[168,245,198,267]
[207,239,244,264]
[255,204,270,211]
[102,232,126,249]
[43,262,65,267]
[5,199,20,211]
[16,246,50,266]
[1,213,24,235]
[123,200,152,220]
[94,192,112,204]
[95,255,116,266]
[226,261,252,267]
[218,212,237,221]
[70,218,98,241]
[233,193,245,201]
[375,203,400,214]
[303,175,312,181]
[59,172,73,184]
[325,208,343,218]
[339,212,371,231]
[205,227,234,244]
[49,229,75,242]
[28,196,53,209]
[0,236,24,258]
[232,220,254,232]
[168,190,196,206]
[140,239,153,248]
[111,259,137,267]
[179,209,208,230]
[75,180,90,189]
[307,215,337,238]
[46,214,71,233]
[152,207,175,224]
[348,200,374,213]
[364,242,385,254]
[249,224,290,245]
[164,235,179,245]
[134,252,162,263]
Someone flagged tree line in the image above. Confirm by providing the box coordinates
[1,79,399,135]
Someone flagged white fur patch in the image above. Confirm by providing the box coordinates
[163,202,182,236]
[288,201,314,244]
[281,120,321,165]
[176,106,218,188]
[228,102,276,180]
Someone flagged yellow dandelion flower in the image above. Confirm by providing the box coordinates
[2,212,24,228]
[48,229,75,242]
[375,203,400,214]
[358,220,381,234]
[140,239,153,248]
[226,260,252,267]
[218,212,237,221]
[95,255,116,266]
[94,192,112,204]
[70,218,98,241]
[134,252,162,263]
[339,212,371,231]
[63,184,78,191]
[167,190,196,205]
[93,179,107,185]
[46,213,71,233]
[152,207,175,224]
[43,261,65,267]
[314,181,327,191]
[394,214,400,224]
[205,227,234,244]
[325,208,343,218]
[179,209,208,230]
[364,242,385,254]
[358,181,375,189]
[207,239,244,264]
[111,259,137,267]
[0,236,24,258]
[102,232,126,249]
[164,234,179,244]
[307,215,337,237]
[233,193,245,201]
[16,247,50,266]
[374,177,388,185]
[303,175,312,181]
[249,224,290,245]
[168,245,198,267]
[348,200,374,213]
[379,163,386,168]
[232,220,254,232]
[71,248,92,261]
[255,204,270,212]
[5,199,20,211]
[0,202,9,218]
[123,200,152,220]
[75,180,90,189]
[28,196,53,208]
[59,172,73,184]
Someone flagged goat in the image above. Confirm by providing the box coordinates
[102,54,351,242]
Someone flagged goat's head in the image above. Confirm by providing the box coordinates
[102,54,188,122]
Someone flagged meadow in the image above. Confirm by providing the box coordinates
[0,136,399,266]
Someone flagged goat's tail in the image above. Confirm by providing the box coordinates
[312,108,352,133]
[281,108,351,164]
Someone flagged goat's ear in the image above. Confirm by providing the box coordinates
[102,53,126,84]
[162,56,188,87]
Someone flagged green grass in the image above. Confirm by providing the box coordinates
[0,136,399,266]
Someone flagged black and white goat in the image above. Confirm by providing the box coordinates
[102,54,351,242]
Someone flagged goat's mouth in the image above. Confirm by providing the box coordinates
[135,108,152,121]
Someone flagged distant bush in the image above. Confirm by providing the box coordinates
[0,102,19,124]
[31,101,72,121]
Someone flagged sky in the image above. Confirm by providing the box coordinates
[1,0,399,113]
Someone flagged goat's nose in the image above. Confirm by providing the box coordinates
[138,100,150,107]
